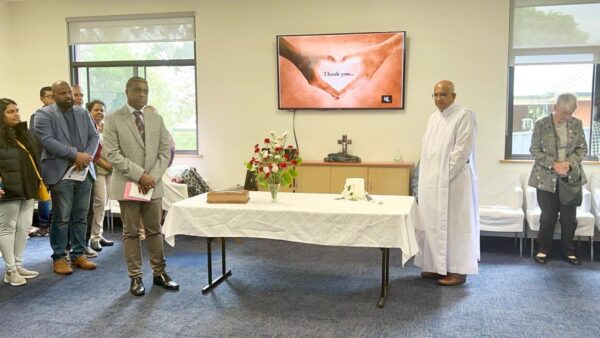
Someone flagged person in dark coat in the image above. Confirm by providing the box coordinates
[0,98,42,286]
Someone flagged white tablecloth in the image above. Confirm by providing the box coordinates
[162,192,421,265]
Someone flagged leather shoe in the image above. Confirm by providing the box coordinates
[438,273,466,286]
[563,254,582,265]
[130,277,145,296]
[420,271,445,280]
[153,272,179,291]
[90,241,102,252]
[72,255,97,270]
[53,257,73,275]
[99,238,114,246]
[534,252,548,264]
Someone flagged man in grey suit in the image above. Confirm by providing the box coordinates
[34,81,99,275]
[103,76,179,296]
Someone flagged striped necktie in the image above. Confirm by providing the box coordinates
[132,110,145,142]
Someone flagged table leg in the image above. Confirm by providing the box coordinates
[202,237,232,294]
[377,248,389,308]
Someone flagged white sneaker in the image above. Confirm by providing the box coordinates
[16,267,39,279]
[4,270,27,286]
[84,247,98,258]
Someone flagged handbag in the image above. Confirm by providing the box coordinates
[551,118,582,207]
[15,139,51,202]
[558,176,582,206]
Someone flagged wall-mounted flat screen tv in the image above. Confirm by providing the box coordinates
[277,31,405,110]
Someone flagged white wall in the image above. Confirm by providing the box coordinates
[0,1,12,96]
[6,0,574,189]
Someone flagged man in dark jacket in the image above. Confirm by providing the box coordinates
[29,86,53,237]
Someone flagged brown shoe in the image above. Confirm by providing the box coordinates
[72,256,97,270]
[421,271,446,279]
[53,258,73,275]
[438,273,466,286]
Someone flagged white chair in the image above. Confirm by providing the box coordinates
[478,173,525,256]
[525,181,595,262]
[589,173,600,243]
[162,165,191,211]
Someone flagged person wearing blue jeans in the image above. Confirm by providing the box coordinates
[33,200,51,236]
[29,86,54,237]
[49,176,93,261]
[34,81,99,275]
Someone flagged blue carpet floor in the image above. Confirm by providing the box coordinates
[0,234,599,338]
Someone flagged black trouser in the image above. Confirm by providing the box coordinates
[536,184,577,256]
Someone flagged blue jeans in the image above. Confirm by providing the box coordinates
[37,200,51,229]
[49,175,93,260]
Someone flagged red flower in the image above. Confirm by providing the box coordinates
[280,162,287,168]
[284,153,290,160]
[291,160,297,165]
[254,147,260,153]
[287,145,294,148]
[264,138,270,144]
[265,172,271,177]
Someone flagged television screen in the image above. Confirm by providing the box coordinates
[277,31,405,110]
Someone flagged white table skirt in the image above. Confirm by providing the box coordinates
[162,191,421,265]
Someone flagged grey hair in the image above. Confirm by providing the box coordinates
[555,93,578,112]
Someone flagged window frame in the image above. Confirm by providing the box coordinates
[505,63,599,159]
[69,45,199,155]
[505,0,600,159]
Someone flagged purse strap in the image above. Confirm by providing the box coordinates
[14,139,43,183]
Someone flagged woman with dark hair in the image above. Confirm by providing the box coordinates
[86,100,114,252]
[0,98,41,286]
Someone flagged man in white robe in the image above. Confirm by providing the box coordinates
[414,80,479,286]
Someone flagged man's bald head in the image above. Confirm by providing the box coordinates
[52,80,74,111]
[433,80,456,112]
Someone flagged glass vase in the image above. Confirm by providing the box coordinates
[269,183,280,201]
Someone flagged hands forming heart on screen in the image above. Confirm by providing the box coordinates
[298,50,392,99]
[279,34,402,99]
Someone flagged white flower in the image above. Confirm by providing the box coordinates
[262,151,269,159]
[274,155,281,160]
[269,130,276,136]
[282,131,288,138]
[263,166,270,174]
[271,164,279,173]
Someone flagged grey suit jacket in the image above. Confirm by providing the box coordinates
[528,115,587,193]
[103,105,171,201]
[33,103,99,185]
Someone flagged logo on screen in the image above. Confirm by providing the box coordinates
[382,95,393,103]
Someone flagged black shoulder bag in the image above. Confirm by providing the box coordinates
[551,118,583,206]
